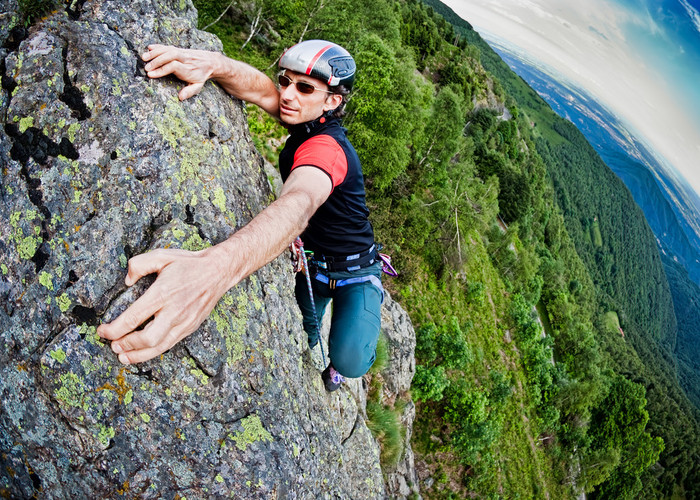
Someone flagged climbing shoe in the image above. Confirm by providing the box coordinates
[322,364,345,392]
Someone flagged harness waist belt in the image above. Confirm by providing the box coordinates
[312,244,377,272]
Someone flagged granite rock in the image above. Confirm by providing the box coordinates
[0,1,417,498]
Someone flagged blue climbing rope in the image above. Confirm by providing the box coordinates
[294,237,327,368]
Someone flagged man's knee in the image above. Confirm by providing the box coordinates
[329,320,379,378]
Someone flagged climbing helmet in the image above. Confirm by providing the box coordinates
[279,40,356,91]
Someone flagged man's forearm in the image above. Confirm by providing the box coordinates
[212,185,317,290]
[211,53,280,117]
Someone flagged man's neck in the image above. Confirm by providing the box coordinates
[288,111,337,135]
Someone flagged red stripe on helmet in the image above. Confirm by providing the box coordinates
[306,44,334,76]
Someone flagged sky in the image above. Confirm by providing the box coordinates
[441,0,700,200]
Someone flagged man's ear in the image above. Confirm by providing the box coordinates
[324,93,343,111]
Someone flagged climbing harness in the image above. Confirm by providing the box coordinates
[291,238,399,366]
[311,243,378,272]
[312,272,385,302]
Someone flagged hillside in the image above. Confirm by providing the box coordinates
[496,51,700,288]
[663,256,700,409]
[424,0,700,496]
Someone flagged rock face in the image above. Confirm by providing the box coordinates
[0,1,416,498]
[380,295,419,498]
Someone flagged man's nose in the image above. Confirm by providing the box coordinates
[280,83,298,100]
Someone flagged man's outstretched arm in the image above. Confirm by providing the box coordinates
[141,44,281,117]
[97,166,332,364]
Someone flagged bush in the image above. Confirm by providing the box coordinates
[438,317,472,369]
[415,323,438,363]
[445,383,497,463]
[412,365,449,402]
[465,280,485,305]
[488,370,512,406]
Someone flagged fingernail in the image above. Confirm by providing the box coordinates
[144,63,151,70]
[118,354,130,365]
[112,343,123,354]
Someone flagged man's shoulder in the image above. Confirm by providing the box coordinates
[301,133,343,149]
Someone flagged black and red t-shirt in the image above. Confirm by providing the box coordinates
[278,115,375,256]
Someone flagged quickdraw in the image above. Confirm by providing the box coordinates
[378,252,398,277]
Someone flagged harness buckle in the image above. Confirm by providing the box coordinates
[329,279,337,290]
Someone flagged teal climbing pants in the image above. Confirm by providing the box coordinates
[295,261,383,378]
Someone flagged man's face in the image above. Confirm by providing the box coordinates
[277,70,342,125]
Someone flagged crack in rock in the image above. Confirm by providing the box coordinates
[59,45,91,121]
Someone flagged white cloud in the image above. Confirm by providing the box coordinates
[442,0,700,198]
[679,0,700,34]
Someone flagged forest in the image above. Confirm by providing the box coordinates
[183,0,700,497]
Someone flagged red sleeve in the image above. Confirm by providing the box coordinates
[291,135,348,190]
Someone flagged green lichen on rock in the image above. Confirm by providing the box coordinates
[211,186,226,212]
[209,290,249,366]
[111,78,122,96]
[39,271,54,291]
[229,414,273,451]
[97,425,115,447]
[152,95,219,203]
[189,368,209,385]
[18,235,40,259]
[57,293,71,312]
[78,323,102,345]
[67,122,80,142]
[80,358,97,375]
[19,116,34,133]
[54,372,88,410]
[49,348,67,364]
[183,232,210,251]
[154,96,192,149]
[9,210,43,260]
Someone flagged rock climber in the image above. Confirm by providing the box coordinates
[97,40,383,391]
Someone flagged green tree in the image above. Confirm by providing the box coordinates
[589,375,649,451]
[577,448,621,493]
[345,35,425,188]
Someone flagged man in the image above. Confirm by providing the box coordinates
[97,40,382,392]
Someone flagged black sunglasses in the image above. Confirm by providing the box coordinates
[277,73,333,95]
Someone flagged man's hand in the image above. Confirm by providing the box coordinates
[142,44,218,101]
[142,44,280,115]
[97,246,232,364]
[98,168,330,365]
